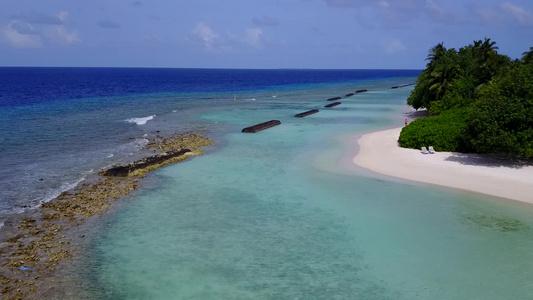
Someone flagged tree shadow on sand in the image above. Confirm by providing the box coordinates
[445,153,533,169]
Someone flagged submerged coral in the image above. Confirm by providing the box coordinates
[0,132,213,299]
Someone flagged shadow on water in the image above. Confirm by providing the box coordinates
[458,209,530,233]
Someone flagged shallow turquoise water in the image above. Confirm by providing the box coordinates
[89,82,533,299]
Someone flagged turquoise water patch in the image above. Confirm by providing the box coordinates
[88,83,533,299]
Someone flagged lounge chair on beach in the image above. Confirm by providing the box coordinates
[428,146,435,154]
[421,146,429,154]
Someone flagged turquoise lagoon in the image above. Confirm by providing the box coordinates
[87,81,533,299]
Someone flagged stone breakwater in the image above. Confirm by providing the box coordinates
[101,149,192,177]
[0,133,213,300]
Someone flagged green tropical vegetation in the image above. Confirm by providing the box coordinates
[400,39,533,158]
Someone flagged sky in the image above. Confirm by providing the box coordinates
[0,0,532,69]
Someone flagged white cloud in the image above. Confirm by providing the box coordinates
[1,21,42,48]
[473,2,533,26]
[245,28,263,48]
[10,11,64,25]
[188,23,269,50]
[501,2,533,26]
[380,38,406,54]
[424,0,463,24]
[43,25,80,45]
[10,20,37,35]
[1,11,80,48]
[190,22,217,49]
[57,12,69,23]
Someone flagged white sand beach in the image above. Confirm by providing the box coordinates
[353,127,533,204]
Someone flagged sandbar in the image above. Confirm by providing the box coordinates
[353,127,533,204]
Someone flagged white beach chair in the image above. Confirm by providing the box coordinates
[428,146,435,154]
[421,146,429,154]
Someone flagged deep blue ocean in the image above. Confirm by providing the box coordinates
[3,68,533,299]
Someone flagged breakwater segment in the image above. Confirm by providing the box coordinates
[294,110,319,118]
[101,149,192,176]
[325,102,341,108]
[242,120,281,133]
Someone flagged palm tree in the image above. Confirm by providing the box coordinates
[522,47,533,64]
[481,38,498,55]
[426,42,446,63]
[472,38,499,86]
[428,63,457,101]
[473,38,498,62]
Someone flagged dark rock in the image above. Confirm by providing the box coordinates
[102,149,191,176]
[345,93,354,97]
[324,102,342,107]
[392,83,416,89]
[294,109,319,118]
[327,97,342,101]
[324,102,341,108]
[355,89,368,93]
[242,120,281,133]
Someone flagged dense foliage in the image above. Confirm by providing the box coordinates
[398,108,470,152]
[400,39,533,158]
[465,65,533,157]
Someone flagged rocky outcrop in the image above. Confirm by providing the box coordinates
[345,93,354,97]
[355,89,368,93]
[102,149,191,176]
[0,132,213,300]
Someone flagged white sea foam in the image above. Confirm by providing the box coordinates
[135,138,150,148]
[0,176,88,229]
[244,98,256,101]
[125,115,156,125]
[42,177,87,205]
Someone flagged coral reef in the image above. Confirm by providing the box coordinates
[0,133,212,299]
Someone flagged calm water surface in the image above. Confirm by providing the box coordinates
[2,68,532,299]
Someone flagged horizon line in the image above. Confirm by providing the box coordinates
[0,66,423,71]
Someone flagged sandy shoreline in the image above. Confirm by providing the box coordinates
[353,127,533,204]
